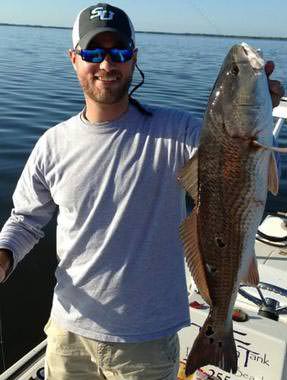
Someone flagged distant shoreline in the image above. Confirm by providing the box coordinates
[0,22,287,41]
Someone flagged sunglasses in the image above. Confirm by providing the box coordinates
[75,48,134,63]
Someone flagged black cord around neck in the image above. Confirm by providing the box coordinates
[128,64,153,117]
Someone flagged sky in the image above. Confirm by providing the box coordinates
[0,0,286,38]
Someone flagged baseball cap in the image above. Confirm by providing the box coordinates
[72,3,136,50]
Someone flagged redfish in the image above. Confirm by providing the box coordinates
[178,42,280,376]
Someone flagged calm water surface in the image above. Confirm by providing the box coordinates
[0,25,287,370]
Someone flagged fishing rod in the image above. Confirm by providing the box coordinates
[189,0,222,35]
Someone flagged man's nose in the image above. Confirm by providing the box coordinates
[99,54,115,71]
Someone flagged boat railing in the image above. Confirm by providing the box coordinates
[273,96,287,138]
[0,339,46,380]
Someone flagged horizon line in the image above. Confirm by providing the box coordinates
[0,22,287,41]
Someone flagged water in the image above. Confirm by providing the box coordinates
[0,25,287,370]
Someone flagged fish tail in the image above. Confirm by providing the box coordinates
[185,315,238,376]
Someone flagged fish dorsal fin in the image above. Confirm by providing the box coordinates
[268,152,279,195]
[177,151,198,200]
[241,251,259,286]
[180,210,212,305]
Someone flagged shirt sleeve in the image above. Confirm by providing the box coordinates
[0,135,57,276]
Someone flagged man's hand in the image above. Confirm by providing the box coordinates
[0,249,13,283]
[265,61,285,108]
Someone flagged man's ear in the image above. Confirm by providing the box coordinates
[133,48,138,63]
[68,49,77,71]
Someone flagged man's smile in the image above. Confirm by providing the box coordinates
[94,75,121,82]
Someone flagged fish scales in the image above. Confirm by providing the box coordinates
[178,42,278,376]
[199,137,250,308]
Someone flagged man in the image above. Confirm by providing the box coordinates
[0,3,284,380]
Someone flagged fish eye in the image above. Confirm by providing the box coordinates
[231,63,240,76]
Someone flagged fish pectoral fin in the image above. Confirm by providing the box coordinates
[180,210,212,305]
[268,152,279,195]
[241,252,259,287]
[252,140,287,153]
[177,151,198,200]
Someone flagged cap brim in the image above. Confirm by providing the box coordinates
[78,28,132,49]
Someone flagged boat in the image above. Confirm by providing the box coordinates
[0,98,287,380]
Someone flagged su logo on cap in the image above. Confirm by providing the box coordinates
[90,7,115,21]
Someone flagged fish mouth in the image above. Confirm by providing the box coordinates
[240,43,265,70]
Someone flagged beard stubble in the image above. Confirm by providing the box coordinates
[80,69,134,105]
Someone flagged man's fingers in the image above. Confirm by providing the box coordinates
[269,79,284,108]
[269,80,285,96]
[264,61,285,107]
[0,266,6,283]
[265,60,275,77]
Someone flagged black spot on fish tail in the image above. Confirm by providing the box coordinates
[185,316,238,376]
[206,325,215,336]
[216,238,226,248]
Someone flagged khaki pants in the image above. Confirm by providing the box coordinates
[44,319,180,380]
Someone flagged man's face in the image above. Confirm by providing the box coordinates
[70,32,137,105]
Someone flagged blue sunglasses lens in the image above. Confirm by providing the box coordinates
[80,48,133,63]
[80,49,105,63]
[110,48,134,62]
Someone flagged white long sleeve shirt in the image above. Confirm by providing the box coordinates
[0,104,201,342]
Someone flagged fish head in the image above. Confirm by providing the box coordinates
[207,42,273,140]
